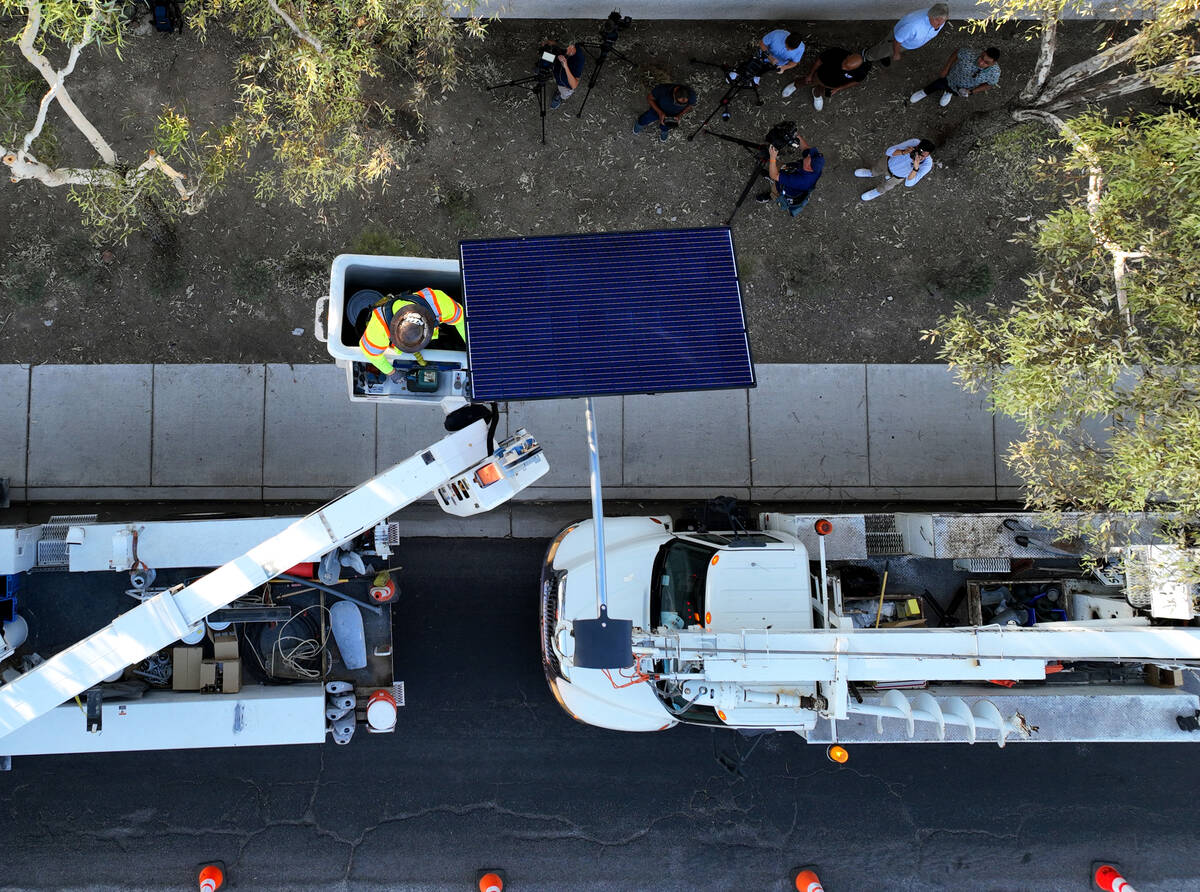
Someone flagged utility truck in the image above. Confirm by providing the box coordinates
[541,509,1200,745]
[0,413,547,766]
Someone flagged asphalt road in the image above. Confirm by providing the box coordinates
[1,538,1199,891]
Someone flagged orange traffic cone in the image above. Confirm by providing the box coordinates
[197,863,224,892]
[1094,863,1138,892]
[792,865,825,892]
[476,869,504,892]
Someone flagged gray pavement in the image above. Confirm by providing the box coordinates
[0,363,1028,506]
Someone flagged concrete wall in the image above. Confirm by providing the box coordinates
[474,1,1066,20]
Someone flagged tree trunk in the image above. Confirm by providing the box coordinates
[17,1,117,167]
[1036,30,1148,107]
[1019,13,1059,105]
[1046,55,1200,111]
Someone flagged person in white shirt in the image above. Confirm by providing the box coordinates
[854,138,935,201]
[865,4,949,68]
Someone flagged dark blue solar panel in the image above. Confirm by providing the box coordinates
[461,228,755,401]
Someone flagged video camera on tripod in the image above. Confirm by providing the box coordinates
[729,51,775,83]
[598,10,632,44]
[572,10,634,117]
[702,120,804,224]
[763,120,801,155]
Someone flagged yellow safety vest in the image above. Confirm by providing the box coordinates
[358,288,465,375]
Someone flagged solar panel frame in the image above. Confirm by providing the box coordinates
[460,227,755,402]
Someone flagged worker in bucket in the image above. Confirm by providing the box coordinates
[352,287,465,379]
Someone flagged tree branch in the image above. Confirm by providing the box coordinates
[1036,30,1149,106]
[132,150,201,208]
[1012,108,1144,329]
[1,148,118,187]
[1019,13,1059,105]
[1045,55,1200,111]
[17,0,117,166]
[266,0,324,54]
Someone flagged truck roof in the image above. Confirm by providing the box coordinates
[704,542,812,633]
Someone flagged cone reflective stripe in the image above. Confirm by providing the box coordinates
[478,872,504,892]
[1094,864,1137,892]
[198,864,224,892]
[794,868,824,892]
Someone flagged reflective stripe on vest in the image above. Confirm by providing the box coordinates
[417,287,463,326]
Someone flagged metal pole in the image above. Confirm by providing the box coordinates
[585,397,609,614]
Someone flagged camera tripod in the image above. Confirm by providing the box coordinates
[487,66,554,145]
[575,35,635,117]
[701,128,776,226]
[686,55,769,141]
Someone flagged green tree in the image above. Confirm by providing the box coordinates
[1,0,485,238]
[950,0,1200,152]
[927,110,1200,520]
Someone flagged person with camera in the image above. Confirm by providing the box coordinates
[547,42,585,109]
[855,138,935,201]
[756,138,823,217]
[759,29,807,74]
[634,83,696,142]
[910,46,1001,106]
[864,4,949,68]
[782,47,870,110]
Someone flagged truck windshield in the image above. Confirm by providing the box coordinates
[650,538,718,630]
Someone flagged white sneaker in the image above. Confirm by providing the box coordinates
[782,82,797,98]
[813,93,824,111]
[909,89,927,103]
[727,70,738,80]
[940,91,953,107]
[861,188,882,201]
[752,76,761,85]
[854,168,873,178]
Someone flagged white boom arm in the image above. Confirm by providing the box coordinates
[0,420,516,740]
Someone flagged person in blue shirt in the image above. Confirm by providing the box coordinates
[756,138,823,217]
[760,29,807,73]
[633,83,697,142]
[549,43,585,109]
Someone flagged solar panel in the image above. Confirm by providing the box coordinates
[461,228,755,401]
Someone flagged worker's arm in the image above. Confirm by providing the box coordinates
[967,83,993,95]
[891,36,903,60]
[828,79,860,96]
[647,91,666,123]
[359,316,395,376]
[767,144,781,182]
[676,101,694,118]
[558,52,580,89]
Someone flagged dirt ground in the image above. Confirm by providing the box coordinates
[0,18,1133,364]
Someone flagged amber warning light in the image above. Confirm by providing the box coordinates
[474,462,502,487]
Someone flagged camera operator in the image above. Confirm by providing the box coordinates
[760,29,806,74]
[634,83,696,142]
[757,137,823,217]
[545,41,585,109]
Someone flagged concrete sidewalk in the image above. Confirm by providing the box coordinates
[0,363,1026,506]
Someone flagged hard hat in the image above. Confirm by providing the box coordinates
[389,300,437,353]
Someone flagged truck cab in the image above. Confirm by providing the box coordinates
[541,518,817,733]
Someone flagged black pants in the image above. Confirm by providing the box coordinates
[924,76,952,94]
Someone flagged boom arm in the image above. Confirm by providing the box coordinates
[0,420,526,740]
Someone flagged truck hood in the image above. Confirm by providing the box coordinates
[552,518,671,630]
